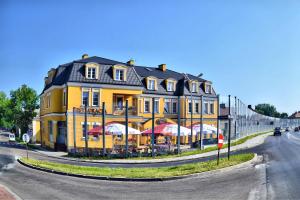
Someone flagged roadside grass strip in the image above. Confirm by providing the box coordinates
[20,153,254,178]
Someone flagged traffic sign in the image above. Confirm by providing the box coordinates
[22,133,30,143]
[218,134,224,149]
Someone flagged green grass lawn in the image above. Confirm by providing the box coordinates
[20,153,254,178]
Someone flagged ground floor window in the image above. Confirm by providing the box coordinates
[48,121,53,142]
[82,124,89,138]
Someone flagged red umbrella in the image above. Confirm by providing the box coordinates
[141,123,174,136]
[88,125,111,136]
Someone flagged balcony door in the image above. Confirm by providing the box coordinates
[116,96,124,110]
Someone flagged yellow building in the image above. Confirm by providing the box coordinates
[39,54,218,152]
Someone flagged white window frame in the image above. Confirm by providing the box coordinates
[115,69,125,81]
[204,101,209,114]
[164,99,171,114]
[82,89,90,106]
[92,90,99,107]
[167,81,175,92]
[144,99,150,113]
[47,93,51,108]
[188,100,193,113]
[154,98,159,113]
[210,102,215,114]
[148,79,155,90]
[195,101,200,113]
[192,82,197,93]
[205,84,212,94]
[172,99,177,114]
[63,89,66,106]
[87,67,96,79]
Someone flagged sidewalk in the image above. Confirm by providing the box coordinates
[0,185,21,200]
[33,132,272,164]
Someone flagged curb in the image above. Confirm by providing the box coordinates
[32,132,271,165]
[17,153,258,182]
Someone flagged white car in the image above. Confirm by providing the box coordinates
[8,133,16,142]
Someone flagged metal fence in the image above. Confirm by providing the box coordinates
[219,95,300,141]
[70,95,300,157]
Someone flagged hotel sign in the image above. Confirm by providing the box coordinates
[73,107,103,115]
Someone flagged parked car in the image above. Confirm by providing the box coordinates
[274,127,282,136]
[285,127,289,132]
[8,133,16,142]
[295,127,299,132]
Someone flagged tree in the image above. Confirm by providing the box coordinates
[9,85,39,133]
[0,91,13,128]
[255,104,280,117]
[255,103,288,118]
[280,112,289,118]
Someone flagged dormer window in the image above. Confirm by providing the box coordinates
[167,82,175,91]
[87,67,96,79]
[146,76,157,90]
[148,79,155,90]
[205,83,212,94]
[115,69,124,81]
[113,65,127,81]
[192,82,197,93]
[166,79,176,92]
[85,63,99,79]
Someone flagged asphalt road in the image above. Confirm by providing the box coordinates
[0,131,300,200]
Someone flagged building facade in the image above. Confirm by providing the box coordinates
[39,54,218,152]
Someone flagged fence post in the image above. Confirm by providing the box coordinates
[228,95,231,160]
[125,100,129,158]
[190,95,193,148]
[102,102,106,156]
[73,107,77,154]
[200,95,203,150]
[234,96,237,140]
[151,97,155,157]
[177,95,181,154]
[216,95,220,145]
[84,104,89,157]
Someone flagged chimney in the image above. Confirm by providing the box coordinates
[158,64,167,72]
[127,59,135,66]
[82,54,89,59]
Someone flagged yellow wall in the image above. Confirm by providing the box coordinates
[40,84,218,152]
[40,88,65,116]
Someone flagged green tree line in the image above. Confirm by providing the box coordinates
[0,84,39,133]
[255,103,289,118]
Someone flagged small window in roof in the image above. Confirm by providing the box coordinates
[146,68,153,71]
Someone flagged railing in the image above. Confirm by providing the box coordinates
[113,106,137,116]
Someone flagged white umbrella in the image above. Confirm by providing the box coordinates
[164,124,191,136]
[106,123,141,135]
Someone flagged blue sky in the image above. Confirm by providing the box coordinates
[1,0,299,114]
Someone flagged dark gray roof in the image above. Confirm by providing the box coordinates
[74,56,125,65]
[68,63,142,86]
[133,66,185,80]
[41,56,217,98]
